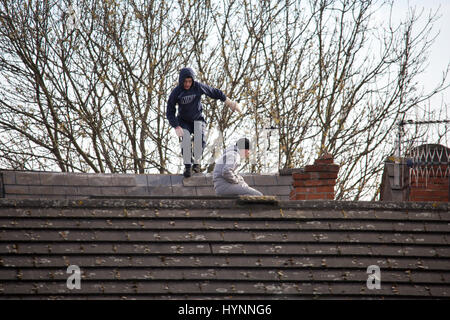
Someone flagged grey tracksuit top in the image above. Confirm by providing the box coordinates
[213,146,245,185]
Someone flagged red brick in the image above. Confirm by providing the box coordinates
[293,179,336,187]
[410,182,449,188]
[319,153,334,160]
[410,177,449,185]
[304,164,340,173]
[417,184,449,190]
[410,188,449,195]
[292,173,313,180]
[413,183,449,189]
[292,194,307,200]
[410,184,447,189]
[320,172,339,179]
[314,158,334,165]
[293,172,339,180]
[410,188,449,202]
[305,193,334,200]
[314,172,339,180]
[316,186,335,193]
[293,186,316,193]
[410,189,448,197]
[290,191,335,200]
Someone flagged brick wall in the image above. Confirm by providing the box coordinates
[409,165,449,202]
[380,160,449,202]
[290,154,339,200]
[0,171,293,200]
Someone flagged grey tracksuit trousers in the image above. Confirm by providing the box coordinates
[213,146,262,196]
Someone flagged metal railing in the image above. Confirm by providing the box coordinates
[393,120,450,195]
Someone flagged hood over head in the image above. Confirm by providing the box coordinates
[178,67,196,87]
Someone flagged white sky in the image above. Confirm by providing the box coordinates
[394,0,450,111]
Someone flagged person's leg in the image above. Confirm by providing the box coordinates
[192,120,206,173]
[215,181,263,196]
[179,118,194,177]
[240,185,263,196]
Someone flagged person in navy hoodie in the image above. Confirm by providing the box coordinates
[167,67,241,177]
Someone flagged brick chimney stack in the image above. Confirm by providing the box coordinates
[409,165,449,202]
[290,153,339,200]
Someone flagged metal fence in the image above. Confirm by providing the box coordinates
[395,120,450,191]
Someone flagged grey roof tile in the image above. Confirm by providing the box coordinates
[253,175,278,186]
[1,196,450,299]
[147,175,171,186]
[14,172,41,185]
[1,171,16,185]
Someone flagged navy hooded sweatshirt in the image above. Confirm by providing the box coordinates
[166,68,227,128]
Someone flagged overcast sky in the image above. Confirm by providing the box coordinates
[394,0,450,112]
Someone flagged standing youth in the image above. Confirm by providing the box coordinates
[166,67,241,177]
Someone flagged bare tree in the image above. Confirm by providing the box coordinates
[0,0,189,173]
[0,0,448,200]
[245,0,449,200]
[303,1,449,200]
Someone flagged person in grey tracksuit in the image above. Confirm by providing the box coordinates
[213,138,263,196]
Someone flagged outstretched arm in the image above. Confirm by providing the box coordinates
[198,82,226,101]
[224,97,242,113]
[199,82,242,113]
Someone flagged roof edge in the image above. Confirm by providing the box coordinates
[0,198,447,211]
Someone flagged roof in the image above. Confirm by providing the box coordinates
[0,171,293,200]
[1,198,449,299]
